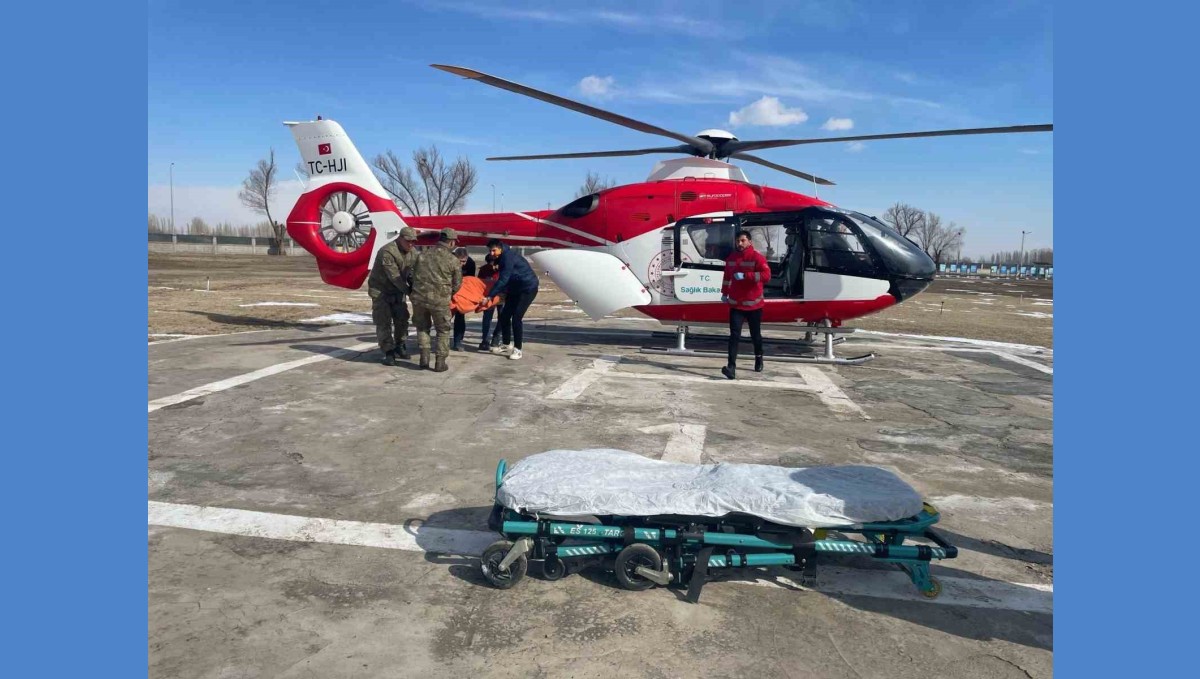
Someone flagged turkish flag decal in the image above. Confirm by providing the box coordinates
[318,143,332,155]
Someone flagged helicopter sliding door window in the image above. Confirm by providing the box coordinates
[742,223,790,297]
[684,222,736,264]
[806,214,880,278]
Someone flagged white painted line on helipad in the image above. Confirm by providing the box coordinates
[605,371,819,392]
[866,344,1053,375]
[148,342,376,413]
[638,423,708,464]
[148,328,277,345]
[858,330,1051,355]
[796,367,869,420]
[546,355,622,400]
[148,500,1052,613]
[148,500,497,555]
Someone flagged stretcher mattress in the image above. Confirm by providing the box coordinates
[497,449,924,528]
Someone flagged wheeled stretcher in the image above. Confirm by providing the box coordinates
[478,450,958,603]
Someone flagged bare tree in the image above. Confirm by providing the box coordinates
[188,217,210,235]
[914,212,964,266]
[881,202,924,238]
[576,171,617,198]
[373,146,477,216]
[238,149,284,253]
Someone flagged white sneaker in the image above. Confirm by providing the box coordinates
[490,344,510,355]
[508,348,523,360]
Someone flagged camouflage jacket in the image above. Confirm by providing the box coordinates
[367,241,420,296]
[409,242,463,307]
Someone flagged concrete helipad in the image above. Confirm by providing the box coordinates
[148,316,1053,679]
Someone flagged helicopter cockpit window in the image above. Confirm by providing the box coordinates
[560,193,599,218]
[685,222,735,261]
[841,211,937,280]
[806,214,877,277]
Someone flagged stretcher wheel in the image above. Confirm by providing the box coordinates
[480,540,527,590]
[921,577,942,599]
[614,544,662,591]
[542,556,567,581]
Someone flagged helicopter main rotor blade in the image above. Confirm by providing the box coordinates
[431,64,714,156]
[724,124,1053,155]
[488,145,696,161]
[729,153,835,186]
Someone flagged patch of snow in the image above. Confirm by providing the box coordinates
[1014,311,1053,319]
[1032,301,1053,306]
[300,312,373,324]
[238,302,320,307]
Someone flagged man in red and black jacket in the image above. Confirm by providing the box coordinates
[721,230,772,379]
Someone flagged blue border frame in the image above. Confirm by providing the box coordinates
[10,3,146,675]
[1057,2,1198,674]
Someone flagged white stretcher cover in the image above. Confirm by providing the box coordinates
[496,449,924,528]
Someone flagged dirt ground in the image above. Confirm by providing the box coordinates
[148,253,1053,348]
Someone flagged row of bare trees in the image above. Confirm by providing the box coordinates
[880,202,965,266]
[148,214,276,237]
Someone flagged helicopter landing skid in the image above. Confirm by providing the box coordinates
[639,325,874,366]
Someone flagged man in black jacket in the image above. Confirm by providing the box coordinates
[481,239,539,361]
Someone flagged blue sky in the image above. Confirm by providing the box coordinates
[148,0,1052,257]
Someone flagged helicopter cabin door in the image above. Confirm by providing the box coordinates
[672,214,802,301]
[671,216,735,302]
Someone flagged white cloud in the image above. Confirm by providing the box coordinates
[847,142,866,153]
[821,117,854,131]
[728,96,809,127]
[148,180,306,228]
[578,75,616,100]
[1019,148,1041,155]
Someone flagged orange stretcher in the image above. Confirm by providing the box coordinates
[451,276,502,314]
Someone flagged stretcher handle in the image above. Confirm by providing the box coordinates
[495,459,508,491]
[923,529,958,559]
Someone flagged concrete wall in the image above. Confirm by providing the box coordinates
[148,234,309,256]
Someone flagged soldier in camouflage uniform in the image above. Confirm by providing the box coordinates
[367,226,420,366]
[409,228,464,372]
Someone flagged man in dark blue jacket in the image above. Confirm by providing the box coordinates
[481,239,539,360]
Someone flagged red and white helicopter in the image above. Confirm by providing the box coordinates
[285,65,1051,364]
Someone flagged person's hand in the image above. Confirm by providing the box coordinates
[721,295,730,304]
[734,272,745,281]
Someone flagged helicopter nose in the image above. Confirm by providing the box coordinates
[874,231,935,301]
[889,242,936,301]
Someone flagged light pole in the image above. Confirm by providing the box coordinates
[1019,230,1032,278]
[500,193,504,212]
[491,184,496,213]
[170,162,175,232]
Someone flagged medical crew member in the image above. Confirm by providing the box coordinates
[720,229,771,379]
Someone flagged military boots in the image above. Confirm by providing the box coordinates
[397,342,410,360]
[382,351,396,367]
[419,350,430,369]
[434,356,449,372]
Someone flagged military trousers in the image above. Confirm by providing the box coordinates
[370,290,410,353]
[411,301,452,359]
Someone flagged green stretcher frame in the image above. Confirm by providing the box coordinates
[481,459,958,602]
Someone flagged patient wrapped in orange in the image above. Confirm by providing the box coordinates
[451,276,502,314]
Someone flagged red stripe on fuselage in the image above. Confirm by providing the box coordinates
[636,295,896,325]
